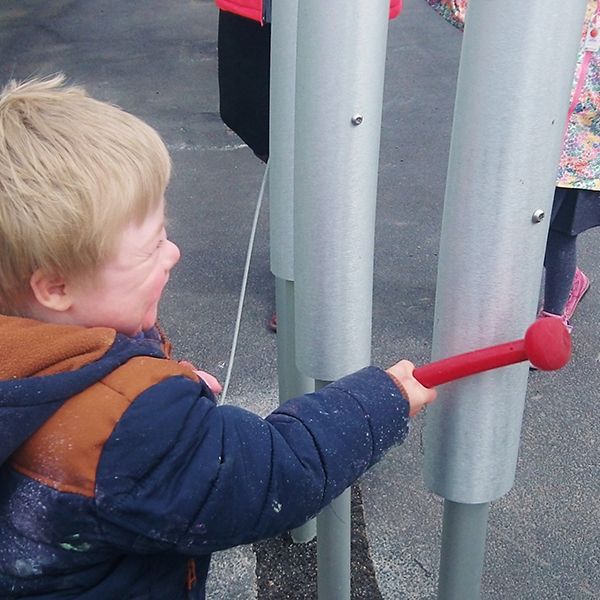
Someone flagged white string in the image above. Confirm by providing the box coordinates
[220,160,270,404]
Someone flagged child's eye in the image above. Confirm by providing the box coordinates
[156,229,168,250]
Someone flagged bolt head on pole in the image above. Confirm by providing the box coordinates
[532,209,545,223]
[351,114,364,126]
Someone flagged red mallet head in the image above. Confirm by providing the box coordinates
[524,318,571,371]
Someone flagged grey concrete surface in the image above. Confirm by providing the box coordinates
[1,1,598,598]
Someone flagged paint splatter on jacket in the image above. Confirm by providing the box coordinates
[0,315,410,599]
[426,0,599,191]
[214,0,403,23]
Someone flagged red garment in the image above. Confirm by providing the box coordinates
[216,0,262,22]
[215,0,402,23]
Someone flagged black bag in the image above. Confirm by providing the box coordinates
[217,10,271,162]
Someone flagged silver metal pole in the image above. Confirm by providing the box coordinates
[294,0,389,381]
[294,1,389,598]
[422,1,587,598]
[274,278,316,543]
[269,0,297,285]
[316,490,352,597]
[438,501,490,600]
[316,490,351,596]
[270,0,316,544]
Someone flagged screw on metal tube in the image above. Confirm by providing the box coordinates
[532,209,545,223]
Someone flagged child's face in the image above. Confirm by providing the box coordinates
[66,198,180,336]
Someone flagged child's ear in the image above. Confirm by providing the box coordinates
[29,269,73,312]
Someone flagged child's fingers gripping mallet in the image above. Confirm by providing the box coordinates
[386,360,438,417]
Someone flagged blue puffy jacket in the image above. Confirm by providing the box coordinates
[0,316,410,598]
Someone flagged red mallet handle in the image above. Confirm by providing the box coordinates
[413,318,571,388]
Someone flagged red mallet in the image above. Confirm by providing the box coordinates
[413,318,571,388]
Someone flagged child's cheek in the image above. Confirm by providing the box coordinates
[146,273,168,318]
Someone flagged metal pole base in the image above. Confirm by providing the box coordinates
[317,486,351,600]
[315,378,351,600]
[437,500,490,600]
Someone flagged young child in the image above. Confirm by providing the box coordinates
[0,75,436,599]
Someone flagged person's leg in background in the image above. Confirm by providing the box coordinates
[543,230,578,316]
[540,187,591,330]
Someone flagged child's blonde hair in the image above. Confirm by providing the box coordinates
[0,74,171,314]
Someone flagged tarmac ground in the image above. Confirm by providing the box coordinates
[0,1,598,598]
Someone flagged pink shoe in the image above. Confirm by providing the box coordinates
[537,310,573,334]
[563,267,589,321]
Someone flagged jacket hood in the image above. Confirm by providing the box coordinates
[0,316,117,380]
[0,316,164,467]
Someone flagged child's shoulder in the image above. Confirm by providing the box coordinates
[9,351,198,498]
[1,315,200,497]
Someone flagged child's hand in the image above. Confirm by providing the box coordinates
[194,370,223,395]
[386,360,437,417]
[179,360,223,395]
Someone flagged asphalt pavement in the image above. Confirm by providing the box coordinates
[0,1,598,598]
